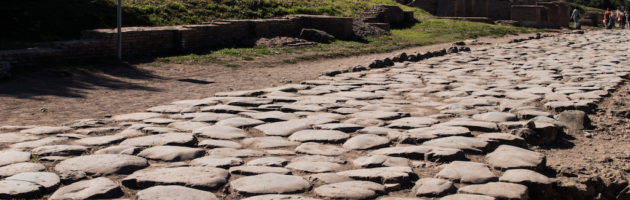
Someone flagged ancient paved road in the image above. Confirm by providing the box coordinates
[1,30,629,200]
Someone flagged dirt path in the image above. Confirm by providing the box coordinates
[0,32,543,126]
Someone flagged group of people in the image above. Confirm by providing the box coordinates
[603,7,629,29]
[570,7,630,29]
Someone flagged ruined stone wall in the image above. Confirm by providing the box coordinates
[0,15,354,66]
[511,5,544,24]
[436,0,510,20]
[537,2,570,28]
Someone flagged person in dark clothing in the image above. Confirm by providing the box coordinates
[604,8,612,29]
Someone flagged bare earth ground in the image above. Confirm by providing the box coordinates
[0,33,541,126]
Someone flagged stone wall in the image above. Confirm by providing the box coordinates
[511,2,569,28]
[435,0,511,20]
[511,5,544,25]
[537,2,569,28]
[0,15,357,66]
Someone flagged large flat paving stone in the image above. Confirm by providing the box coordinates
[207,148,264,158]
[343,134,390,150]
[230,173,311,195]
[0,133,39,145]
[242,137,300,149]
[191,156,243,168]
[387,117,439,129]
[74,135,125,146]
[314,181,385,199]
[295,143,348,156]
[49,177,123,200]
[0,150,31,167]
[499,169,551,185]
[458,182,528,200]
[122,167,229,189]
[198,139,242,148]
[228,166,291,175]
[403,126,472,143]
[247,157,288,167]
[439,120,498,132]
[31,145,89,156]
[286,161,342,173]
[435,161,497,184]
[289,130,349,143]
[0,162,46,178]
[194,126,247,139]
[369,145,465,162]
[486,145,545,170]
[94,145,140,155]
[423,136,490,153]
[54,154,148,180]
[137,146,205,161]
[215,117,265,128]
[352,155,410,168]
[6,172,60,191]
[119,133,196,147]
[472,112,517,122]
[253,120,312,136]
[336,166,414,183]
[136,185,218,200]
[413,178,456,197]
[0,180,43,199]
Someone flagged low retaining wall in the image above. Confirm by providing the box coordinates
[0,15,355,66]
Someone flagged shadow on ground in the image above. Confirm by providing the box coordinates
[0,62,161,99]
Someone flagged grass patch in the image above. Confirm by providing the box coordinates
[157,18,538,67]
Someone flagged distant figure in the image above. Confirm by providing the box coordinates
[626,9,630,30]
[604,8,612,29]
[624,8,626,29]
[570,8,580,29]
[621,10,628,29]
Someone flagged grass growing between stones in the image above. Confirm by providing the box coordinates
[156,18,537,67]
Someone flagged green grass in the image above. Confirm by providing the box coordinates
[157,18,538,66]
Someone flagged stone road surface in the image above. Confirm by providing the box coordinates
[1,30,629,200]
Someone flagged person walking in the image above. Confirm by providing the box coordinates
[626,9,630,30]
[621,9,627,29]
[604,8,612,29]
[571,7,580,29]
[617,7,625,29]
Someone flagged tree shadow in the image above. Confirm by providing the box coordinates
[1,0,152,50]
[0,61,161,99]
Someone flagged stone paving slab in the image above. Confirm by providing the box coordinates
[1,30,630,199]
